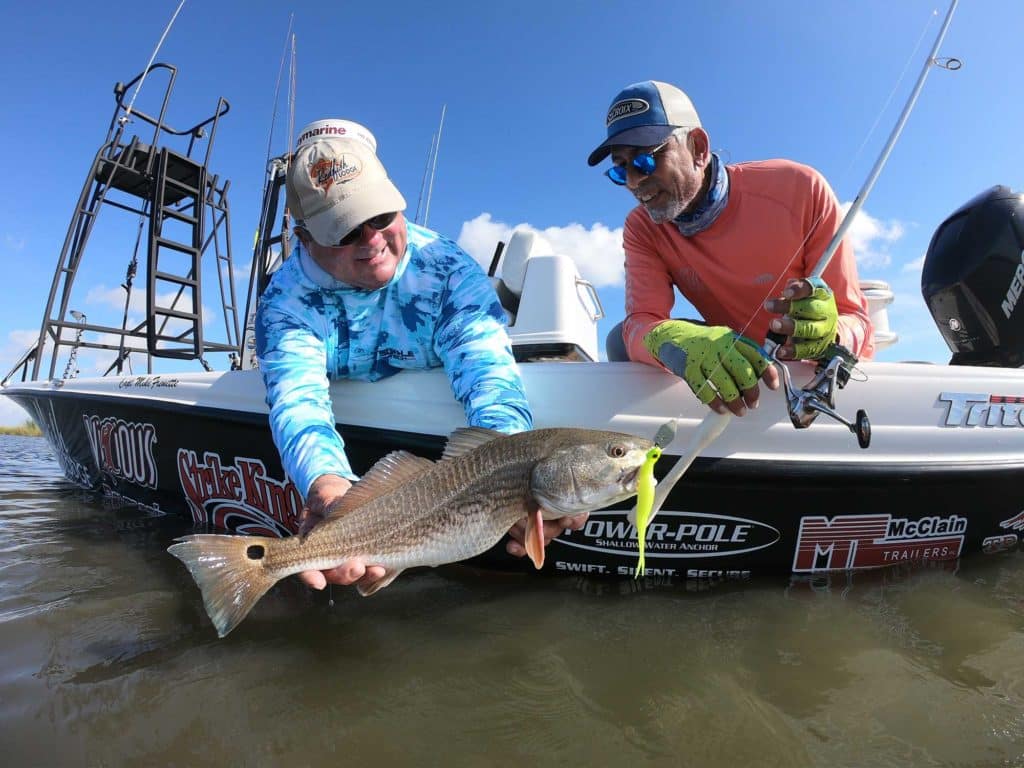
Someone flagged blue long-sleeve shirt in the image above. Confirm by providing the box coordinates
[254,221,533,497]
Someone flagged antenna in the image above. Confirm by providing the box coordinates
[414,130,438,224]
[422,104,446,228]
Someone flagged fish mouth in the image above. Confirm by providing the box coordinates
[621,465,640,490]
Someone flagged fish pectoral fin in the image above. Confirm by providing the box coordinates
[525,507,546,570]
[357,568,405,597]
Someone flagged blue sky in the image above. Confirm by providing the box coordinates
[1,0,1020,425]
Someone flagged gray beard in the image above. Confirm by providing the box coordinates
[643,197,686,225]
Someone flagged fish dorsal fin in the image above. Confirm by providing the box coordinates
[324,451,435,521]
[440,427,506,461]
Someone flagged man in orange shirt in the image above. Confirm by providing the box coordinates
[589,80,874,417]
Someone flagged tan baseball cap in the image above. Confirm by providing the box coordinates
[287,119,407,246]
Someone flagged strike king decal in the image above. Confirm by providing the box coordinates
[177,449,303,537]
[939,392,1024,427]
[793,513,966,572]
[82,414,158,489]
[555,510,780,561]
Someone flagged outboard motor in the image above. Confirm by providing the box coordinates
[922,185,1024,367]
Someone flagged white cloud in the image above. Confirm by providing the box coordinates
[0,396,31,427]
[4,234,26,251]
[8,329,37,349]
[85,284,147,314]
[457,213,625,288]
[839,202,906,269]
[460,206,908,289]
[902,253,926,273]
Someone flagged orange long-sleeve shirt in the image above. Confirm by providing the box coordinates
[622,159,874,366]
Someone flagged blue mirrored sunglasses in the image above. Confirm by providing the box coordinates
[604,137,673,186]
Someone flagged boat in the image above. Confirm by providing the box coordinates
[4,61,1024,582]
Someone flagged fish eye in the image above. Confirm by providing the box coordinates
[608,443,627,459]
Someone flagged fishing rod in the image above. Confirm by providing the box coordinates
[767,0,961,446]
[634,0,962,525]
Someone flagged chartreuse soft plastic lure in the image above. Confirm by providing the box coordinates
[634,445,662,578]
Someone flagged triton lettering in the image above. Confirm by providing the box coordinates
[939,391,1024,427]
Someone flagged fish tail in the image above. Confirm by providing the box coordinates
[167,534,281,638]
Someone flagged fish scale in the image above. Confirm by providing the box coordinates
[168,427,652,637]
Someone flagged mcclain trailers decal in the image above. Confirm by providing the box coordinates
[176,449,303,537]
[940,392,1024,427]
[555,510,781,561]
[82,414,158,489]
[793,513,966,572]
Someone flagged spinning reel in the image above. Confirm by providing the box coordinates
[770,341,871,449]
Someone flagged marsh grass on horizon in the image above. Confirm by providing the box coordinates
[0,419,42,437]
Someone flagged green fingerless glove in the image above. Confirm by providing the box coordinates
[788,277,839,360]
[642,320,771,405]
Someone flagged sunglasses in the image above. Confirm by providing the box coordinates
[335,211,399,247]
[604,137,674,186]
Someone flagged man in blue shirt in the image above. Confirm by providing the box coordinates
[256,119,578,592]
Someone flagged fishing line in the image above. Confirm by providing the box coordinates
[673,1,962,414]
[637,0,961,529]
[840,8,941,187]
[121,0,188,124]
[263,14,295,173]
[254,18,295,259]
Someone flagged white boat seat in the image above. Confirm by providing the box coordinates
[860,279,898,351]
[490,229,604,362]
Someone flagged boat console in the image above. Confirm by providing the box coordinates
[489,230,605,362]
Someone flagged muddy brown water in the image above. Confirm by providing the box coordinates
[2,434,1024,767]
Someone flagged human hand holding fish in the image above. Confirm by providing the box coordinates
[297,473,388,592]
[299,473,581,591]
[505,510,589,559]
[169,427,653,637]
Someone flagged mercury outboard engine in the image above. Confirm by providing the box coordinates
[922,185,1024,367]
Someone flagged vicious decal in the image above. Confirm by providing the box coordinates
[793,513,966,572]
[82,414,158,489]
[176,449,303,537]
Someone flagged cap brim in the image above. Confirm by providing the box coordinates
[304,179,407,247]
[587,125,677,166]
